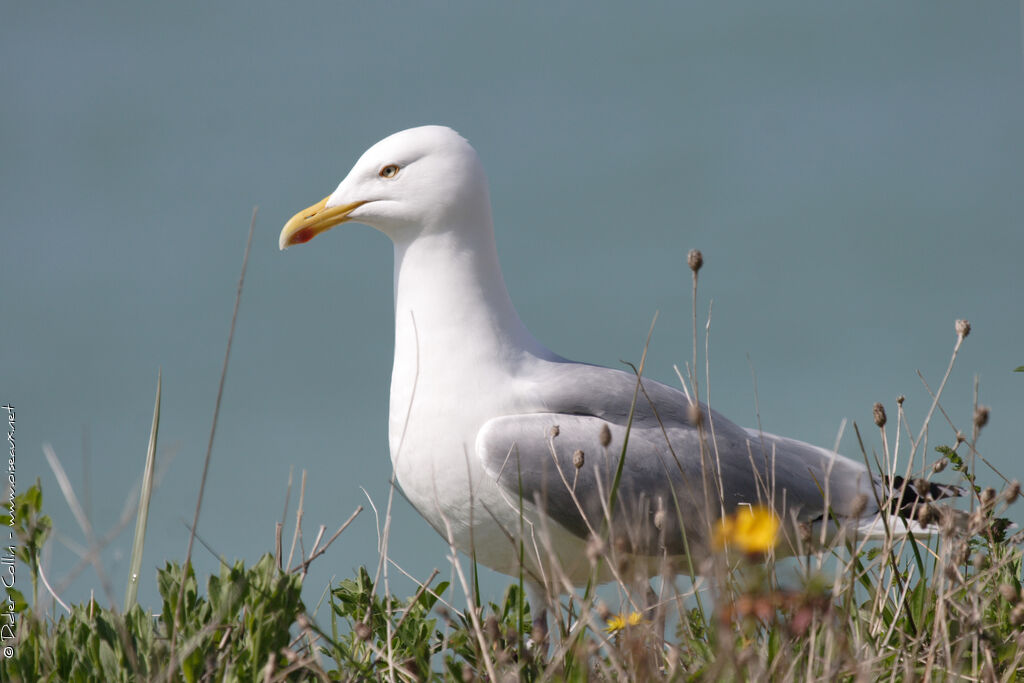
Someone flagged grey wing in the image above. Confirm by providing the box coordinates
[478,361,880,555]
[476,412,710,556]
[741,428,880,518]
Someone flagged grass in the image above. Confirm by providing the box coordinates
[2,236,1022,681]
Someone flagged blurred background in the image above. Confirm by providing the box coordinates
[3,2,1022,612]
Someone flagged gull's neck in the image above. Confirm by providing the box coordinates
[387,216,558,458]
[391,218,553,374]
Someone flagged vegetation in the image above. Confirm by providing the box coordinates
[2,237,1021,680]
[3,458,1022,681]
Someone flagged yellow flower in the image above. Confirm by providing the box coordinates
[605,611,645,633]
[714,505,780,554]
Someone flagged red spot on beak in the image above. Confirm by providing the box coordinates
[292,227,316,244]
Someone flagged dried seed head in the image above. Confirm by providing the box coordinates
[1004,480,1021,505]
[872,402,887,428]
[917,503,937,526]
[915,478,932,500]
[850,493,868,518]
[998,583,1020,603]
[484,615,500,643]
[955,319,971,339]
[461,664,474,683]
[586,535,605,564]
[897,395,905,406]
[932,458,948,474]
[973,552,989,571]
[596,601,611,621]
[531,623,547,650]
[969,508,987,536]
[653,509,666,530]
[549,425,560,438]
[573,449,585,469]
[687,402,704,427]
[974,405,990,430]
[798,522,812,545]
[981,487,997,508]
[687,249,703,272]
[940,508,957,538]
[956,431,966,444]
[1011,603,1024,627]
[354,621,372,641]
[599,423,612,448]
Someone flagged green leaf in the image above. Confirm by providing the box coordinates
[124,370,161,611]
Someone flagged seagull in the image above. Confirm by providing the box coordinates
[279,125,956,611]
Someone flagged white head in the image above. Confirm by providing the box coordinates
[279,125,491,249]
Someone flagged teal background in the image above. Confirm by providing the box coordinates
[3,3,1022,611]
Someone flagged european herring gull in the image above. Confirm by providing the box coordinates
[279,125,955,604]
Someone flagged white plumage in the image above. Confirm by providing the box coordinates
[279,125,947,590]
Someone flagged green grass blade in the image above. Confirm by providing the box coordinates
[124,369,161,611]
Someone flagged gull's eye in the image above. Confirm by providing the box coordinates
[379,164,400,179]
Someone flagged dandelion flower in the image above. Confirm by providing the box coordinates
[714,505,779,554]
[605,611,645,634]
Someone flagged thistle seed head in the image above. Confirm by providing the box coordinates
[653,509,666,530]
[981,487,997,509]
[955,319,971,339]
[932,458,948,474]
[550,425,560,438]
[1004,480,1021,505]
[998,583,1020,603]
[872,402,887,428]
[354,621,372,641]
[969,509,987,536]
[940,508,957,538]
[687,248,703,272]
[573,449,585,469]
[530,624,547,651]
[599,423,612,448]
[586,535,605,564]
[917,503,937,526]
[974,405,990,430]
[687,402,703,427]
[484,615,500,643]
[897,395,905,406]
[973,552,989,571]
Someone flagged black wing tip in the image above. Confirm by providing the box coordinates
[885,475,965,517]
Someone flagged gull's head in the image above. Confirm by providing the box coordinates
[279,125,490,250]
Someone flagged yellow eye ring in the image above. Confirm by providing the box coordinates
[379,164,399,178]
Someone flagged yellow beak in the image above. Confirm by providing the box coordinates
[279,196,368,250]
